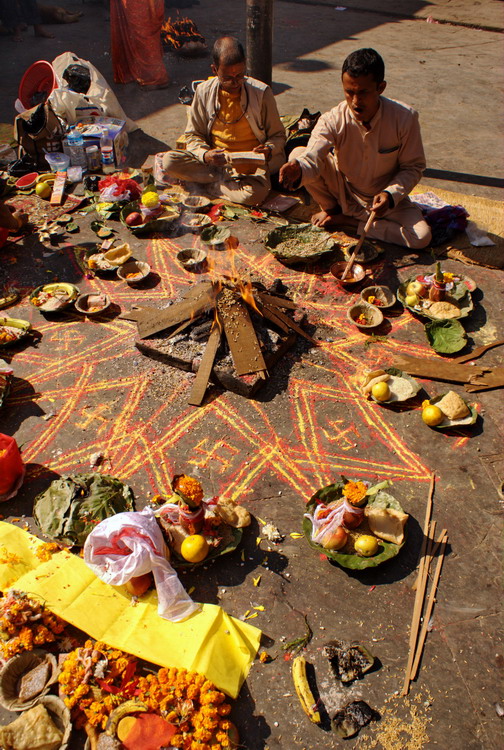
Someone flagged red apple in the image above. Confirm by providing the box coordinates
[321,526,348,550]
[125,212,143,226]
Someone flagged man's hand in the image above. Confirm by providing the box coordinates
[371,191,391,218]
[203,149,227,167]
[253,144,273,162]
[279,160,302,190]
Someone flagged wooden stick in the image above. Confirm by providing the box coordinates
[187,325,221,406]
[413,520,436,592]
[340,210,376,280]
[410,531,448,680]
[401,472,435,696]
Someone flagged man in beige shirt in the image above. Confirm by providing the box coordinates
[280,48,431,249]
[162,36,285,206]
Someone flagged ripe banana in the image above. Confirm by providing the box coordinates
[292,655,321,723]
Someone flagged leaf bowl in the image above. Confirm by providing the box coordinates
[369,368,421,404]
[0,317,32,347]
[360,285,396,310]
[428,393,477,430]
[424,319,467,354]
[303,481,406,570]
[347,302,384,330]
[117,260,151,285]
[397,274,474,320]
[29,283,79,313]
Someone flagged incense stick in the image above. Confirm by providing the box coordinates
[410,530,448,680]
[401,472,435,696]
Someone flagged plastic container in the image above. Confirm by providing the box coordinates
[85,145,100,172]
[65,129,87,170]
[100,129,115,174]
[44,152,70,173]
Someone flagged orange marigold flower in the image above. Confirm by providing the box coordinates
[218,703,231,716]
[170,736,184,747]
[342,480,368,505]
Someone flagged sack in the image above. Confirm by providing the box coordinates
[13,102,65,170]
[49,52,138,132]
[281,108,321,157]
[0,434,25,501]
[84,507,199,622]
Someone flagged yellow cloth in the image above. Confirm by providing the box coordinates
[0,522,260,698]
[211,90,260,173]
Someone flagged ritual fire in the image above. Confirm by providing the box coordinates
[161,16,207,55]
[126,275,318,406]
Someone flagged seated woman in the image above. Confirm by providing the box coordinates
[162,36,286,206]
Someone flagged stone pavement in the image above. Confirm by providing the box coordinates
[0,2,502,749]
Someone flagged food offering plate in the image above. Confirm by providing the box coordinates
[362,367,422,404]
[302,479,407,570]
[428,393,477,430]
[29,283,79,313]
[397,273,475,320]
[0,317,32,347]
[120,200,180,236]
[264,223,337,265]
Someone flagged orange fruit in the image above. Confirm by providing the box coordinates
[180,534,209,563]
[371,381,390,402]
[422,403,444,427]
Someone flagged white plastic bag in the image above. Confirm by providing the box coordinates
[49,52,138,132]
[83,507,198,622]
[98,184,131,202]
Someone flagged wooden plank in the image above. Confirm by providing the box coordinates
[262,303,319,345]
[118,307,158,321]
[464,366,504,391]
[452,339,504,364]
[256,291,297,310]
[256,300,289,332]
[392,354,486,384]
[188,326,221,406]
[137,286,215,339]
[217,288,267,376]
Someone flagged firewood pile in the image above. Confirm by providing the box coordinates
[122,278,318,405]
[161,17,207,57]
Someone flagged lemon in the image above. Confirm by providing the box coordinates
[180,534,209,563]
[422,403,444,427]
[35,181,52,199]
[371,381,390,402]
[141,191,159,208]
[354,535,379,557]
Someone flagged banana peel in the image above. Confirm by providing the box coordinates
[292,655,321,723]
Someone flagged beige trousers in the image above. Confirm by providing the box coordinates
[291,146,432,249]
[161,150,284,207]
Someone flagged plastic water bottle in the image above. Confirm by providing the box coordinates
[65,128,87,170]
[100,129,115,174]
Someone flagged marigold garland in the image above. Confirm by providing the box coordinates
[58,641,236,748]
[0,590,66,659]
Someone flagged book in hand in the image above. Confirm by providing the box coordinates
[226,151,266,172]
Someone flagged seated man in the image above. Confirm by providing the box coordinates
[162,36,286,206]
[280,48,431,249]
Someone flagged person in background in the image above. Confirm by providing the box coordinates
[162,36,286,206]
[0,0,54,41]
[280,48,431,249]
[110,0,169,90]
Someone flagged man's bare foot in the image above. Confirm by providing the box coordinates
[34,25,55,38]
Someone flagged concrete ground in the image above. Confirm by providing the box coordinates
[0,1,503,749]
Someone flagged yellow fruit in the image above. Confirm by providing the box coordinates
[405,293,419,307]
[371,381,390,402]
[180,534,209,563]
[354,535,379,557]
[422,403,444,427]
[141,191,159,208]
[35,182,52,199]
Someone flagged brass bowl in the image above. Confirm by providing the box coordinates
[330,261,366,288]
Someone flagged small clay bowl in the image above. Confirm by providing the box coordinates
[37,694,72,750]
[348,302,384,330]
[117,260,151,285]
[74,292,111,316]
[179,212,212,232]
[181,195,212,213]
[360,284,395,309]
[176,247,208,272]
[330,261,366,289]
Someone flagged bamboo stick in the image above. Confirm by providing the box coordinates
[410,531,448,680]
[401,472,435,696]
[340,210,376,280]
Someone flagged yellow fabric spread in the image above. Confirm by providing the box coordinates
[0,522,260,698]
[211,89,259,156]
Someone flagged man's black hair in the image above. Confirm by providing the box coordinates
[342,48,385,84]
[212,36,246,68]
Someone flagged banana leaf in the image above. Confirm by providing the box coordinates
[33,473,135,547]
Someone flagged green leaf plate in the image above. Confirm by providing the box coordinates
[264,223,337,265]
[120,200,180,236]
[424,319,467,354]
[397,274,473,320]
[303,482,406,570]
[429,393,477,430]
[370,368,421,404]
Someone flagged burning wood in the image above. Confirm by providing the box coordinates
[161,17,207,56]
[130,276,318,406]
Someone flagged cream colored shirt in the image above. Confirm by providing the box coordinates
[296,96,426,205]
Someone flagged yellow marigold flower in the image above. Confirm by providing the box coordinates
[342,481,368,505]
[203,717,218,731]
[170,736,184,747]
[219,719,231,731]
[194,727,213,742]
